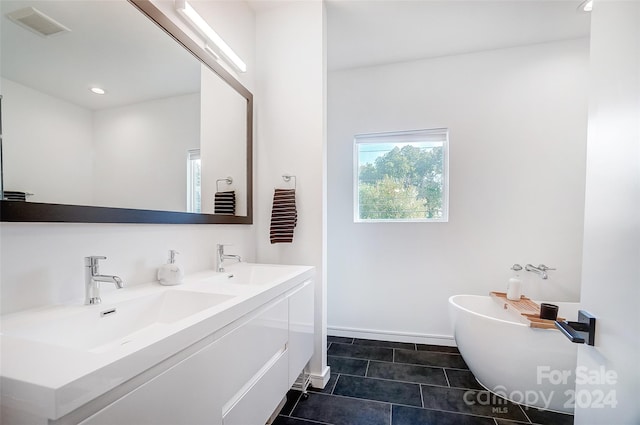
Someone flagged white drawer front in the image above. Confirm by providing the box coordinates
[214,296,288,403]
[222,349,289,425]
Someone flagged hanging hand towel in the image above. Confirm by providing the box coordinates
[270,188,297,244]
[214,190,236,215]
[3,191,27,201]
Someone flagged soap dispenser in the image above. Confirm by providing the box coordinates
[507,264,523,300]
[158,250,184,286]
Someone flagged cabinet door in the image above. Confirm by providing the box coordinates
[288,280,314,387]
[79,297,288,425]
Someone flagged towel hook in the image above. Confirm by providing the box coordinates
[216,176,233,192]
[282,174,296,189]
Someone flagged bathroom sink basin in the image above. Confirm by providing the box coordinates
[4,290,234,353]
[224,263,294,285]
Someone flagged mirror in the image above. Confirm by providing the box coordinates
[0,0,252,224]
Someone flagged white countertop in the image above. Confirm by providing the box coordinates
[0,263,314,420]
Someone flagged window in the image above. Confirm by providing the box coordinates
[354,128,449,222]
[187,149,201,213]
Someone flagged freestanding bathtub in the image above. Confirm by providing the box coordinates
[449,294,579,414]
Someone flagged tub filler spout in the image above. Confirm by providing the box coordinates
[525,264,555,280]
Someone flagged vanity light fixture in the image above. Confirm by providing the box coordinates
[578,0,593,12]
[90,87,106,95]
[204,43,220,60]
[175,0,247,73]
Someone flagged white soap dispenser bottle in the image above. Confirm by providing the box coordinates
[158,250,184,286]
[506,264,523,301]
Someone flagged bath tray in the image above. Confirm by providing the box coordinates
[490,291,564,329]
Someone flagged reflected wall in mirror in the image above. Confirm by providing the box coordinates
[0,0,252,223]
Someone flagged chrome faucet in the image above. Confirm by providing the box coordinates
[216,244,241,272]
[525,264,556,280]
[84,256,123,305]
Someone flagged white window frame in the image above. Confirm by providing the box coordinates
[353,128,449,223]
[186,149,201,213]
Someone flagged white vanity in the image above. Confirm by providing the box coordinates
[0,263,315,425]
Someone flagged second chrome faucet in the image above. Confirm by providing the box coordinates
[84,256,123,305]
[216,244,241,272]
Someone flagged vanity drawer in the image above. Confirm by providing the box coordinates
[222,348,289,425]
[212,295,288,403]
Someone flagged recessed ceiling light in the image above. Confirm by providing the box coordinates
[90,87,106,95]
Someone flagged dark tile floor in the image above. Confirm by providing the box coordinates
[274,336,574,425]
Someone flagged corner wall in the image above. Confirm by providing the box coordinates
[1,78,94,205]
[327,39,589,343]
[254,1,328,387]
[92,93,200,211]
[575,1,640,422]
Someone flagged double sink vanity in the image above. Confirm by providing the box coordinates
[1,263,315,425]
[1,1,315,423]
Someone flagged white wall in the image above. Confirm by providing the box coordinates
[0,223,254,314]
[92,93,200,211]
[3,79,201,212]
[0,1,257,315]
[1,78,94,205]
[254,1,328,387]
[575,1,640,423]
[328,39,589,344]
[201,65,247,216]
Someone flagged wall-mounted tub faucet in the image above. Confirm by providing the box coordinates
[525,264,556,280]
[84,256,123,305]
[216,244,241,272]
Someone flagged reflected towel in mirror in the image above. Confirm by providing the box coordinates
[214,191,236,215]
[3,191,27,201]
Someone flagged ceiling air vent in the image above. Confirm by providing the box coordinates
[6,7,71,37]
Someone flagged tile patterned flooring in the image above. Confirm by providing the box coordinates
[274,336,574,425]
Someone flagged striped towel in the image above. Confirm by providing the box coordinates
[214,191,236,215]
[3,191,27,201]
[270,188,297,244]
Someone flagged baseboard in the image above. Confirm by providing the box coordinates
[309,365,331,389]
[327,326,456,347]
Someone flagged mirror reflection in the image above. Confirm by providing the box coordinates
[1,0,248,217]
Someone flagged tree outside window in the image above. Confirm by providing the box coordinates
[354,129,448,222]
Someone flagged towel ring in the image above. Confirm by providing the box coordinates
[216,177,233,192]
[282,174,296,189]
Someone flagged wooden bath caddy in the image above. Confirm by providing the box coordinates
[490,291,564,329]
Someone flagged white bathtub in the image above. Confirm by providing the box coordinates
[449,294,578,414]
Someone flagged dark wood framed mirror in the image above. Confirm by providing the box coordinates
[0,0,252,224]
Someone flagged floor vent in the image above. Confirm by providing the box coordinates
[6,7,71,37]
